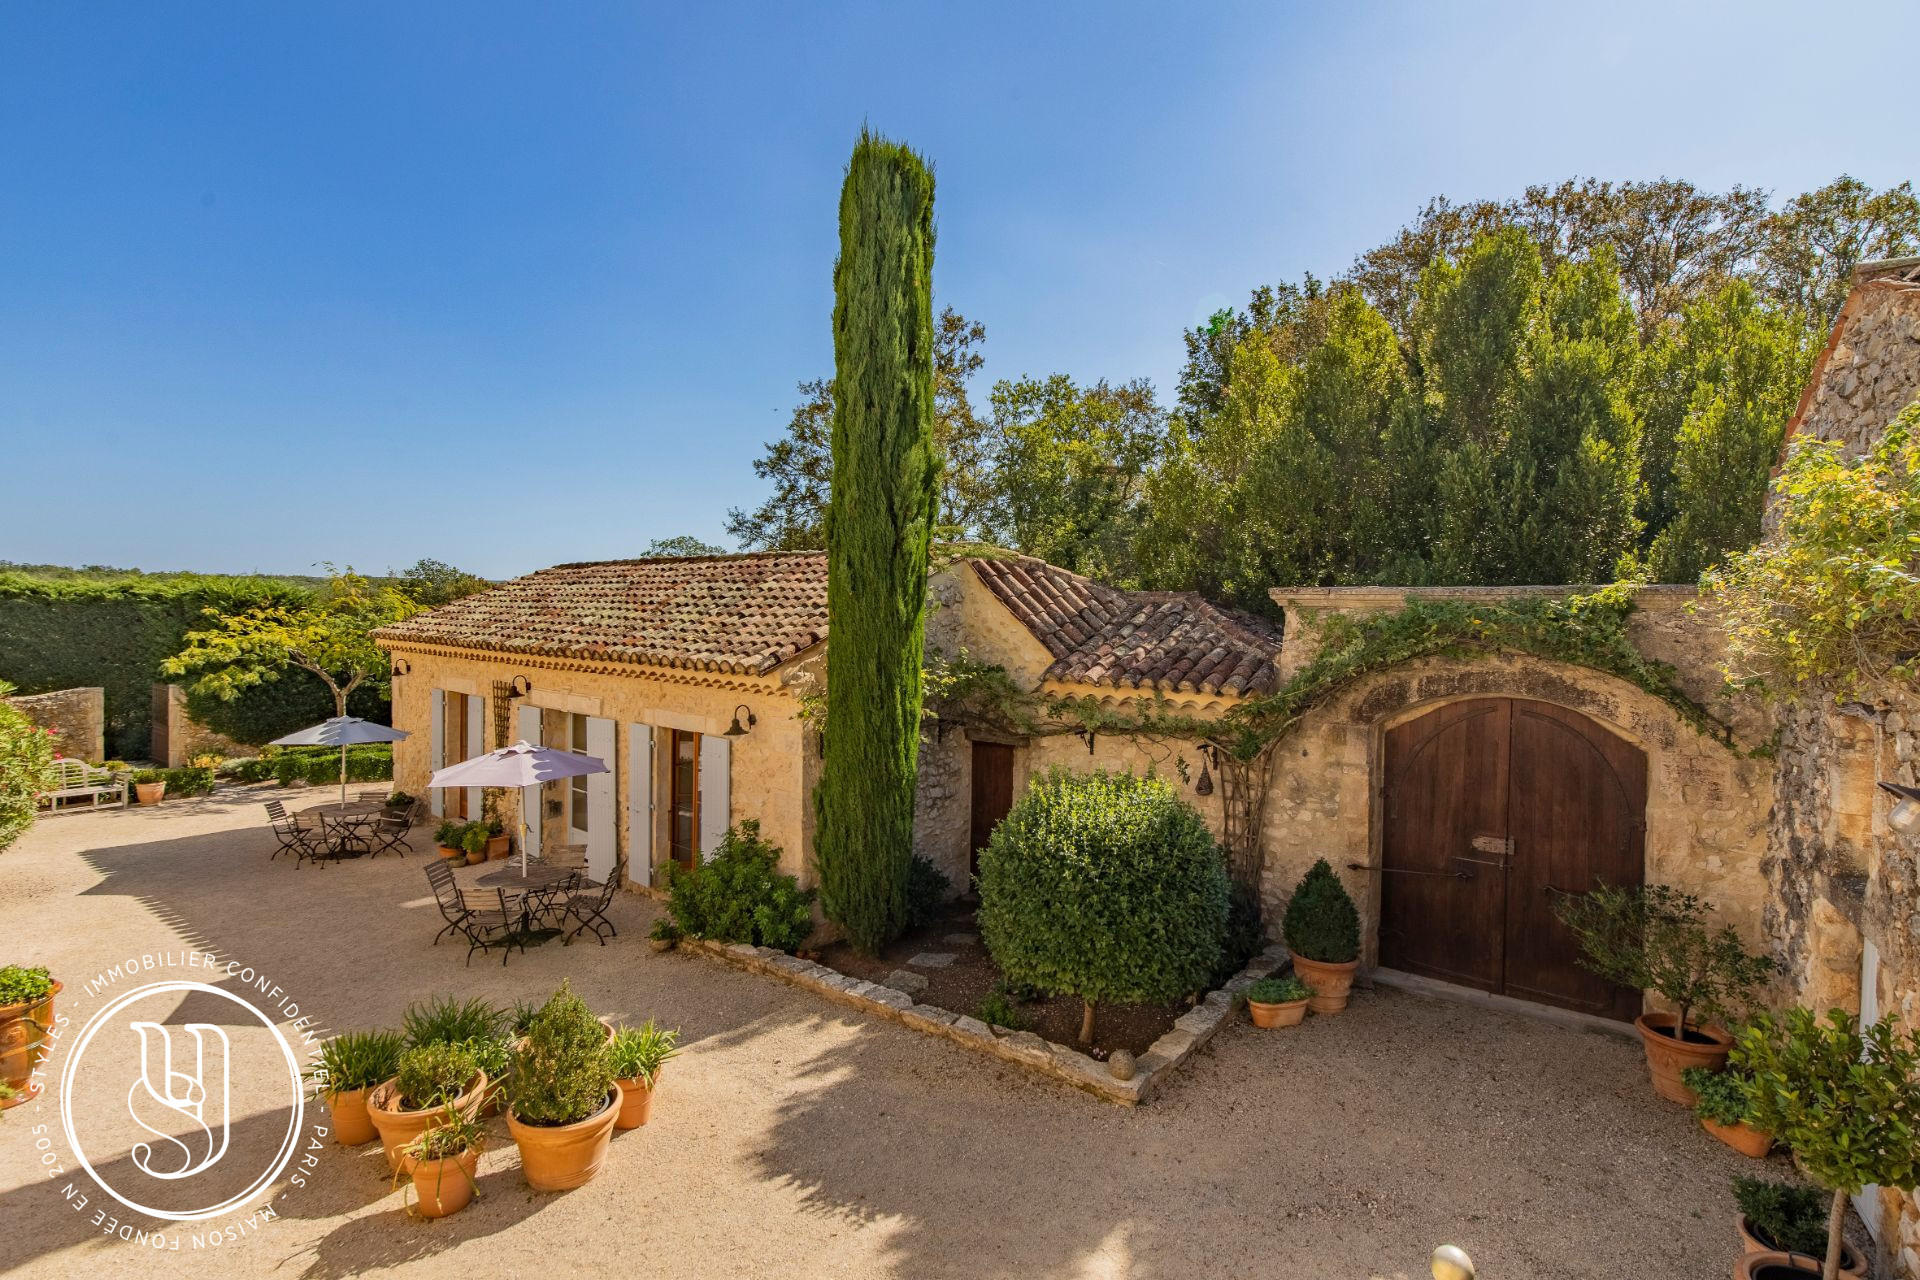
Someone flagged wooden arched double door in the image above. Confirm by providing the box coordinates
[1380,698,1646,1021]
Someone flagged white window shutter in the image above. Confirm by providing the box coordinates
[586,717,616,884]
[698,734,730,862]
[428,689,445,818]
[465,694,485,820]
[517,704,541,855]
[627,723,653,885]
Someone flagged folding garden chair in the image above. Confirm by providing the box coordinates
[422,862,523,966]
[366,809,415,857]
[560,874,620,947]
[265,801,324,866]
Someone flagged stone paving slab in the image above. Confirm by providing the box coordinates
[906,951,957,968]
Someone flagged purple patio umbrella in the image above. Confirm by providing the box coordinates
[429,740,607,876]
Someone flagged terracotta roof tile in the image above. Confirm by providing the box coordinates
[968,556,1284,697]
[372,553,829,676]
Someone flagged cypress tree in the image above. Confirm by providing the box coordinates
[813,130,939,953]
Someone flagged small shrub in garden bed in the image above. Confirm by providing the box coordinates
[904,855,950,930]
[667,820,815,950]
[974,983,1032,1031]
[977,768,1229,1045]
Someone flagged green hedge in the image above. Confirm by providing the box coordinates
[265,745,393,787]
[0,573,389,758]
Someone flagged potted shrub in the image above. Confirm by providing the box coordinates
[460,823,488,866]
[398,1106,487,1219]
[308,1029,404,1147]
[1282,859,1361,1014]
[131,769,167,805]
[1729,1176,1867,1279]
[485,818,510,861]
[434,820,463,860]
[1244,975,1313,1028]
[506,981,618,1191]
[1736,1007,1920,1280]
[401,995,510,1117]
[607,1020,679,1129]
[1555,883,1774,1103]
[0,966,60,1109]
[367,1041,486,1172]
[1684,1065,1770,1157]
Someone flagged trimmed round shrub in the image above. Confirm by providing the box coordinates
[1282,859,1360,964]
[977,768,1229,1041]
[507,981,613,1126]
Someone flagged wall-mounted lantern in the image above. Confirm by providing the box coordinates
[1074,727,1096,755]
[1193,761,1214,796]
[1878,781,1920,835]
[390,658,412,678]
[723,704,757,737]
[507,675,533,699]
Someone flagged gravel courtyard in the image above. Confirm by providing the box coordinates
[0,787,1775,1279]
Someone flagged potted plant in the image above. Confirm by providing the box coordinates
[397,1106,487,1219]
[1244,975,1313,1028]
[367,1041,486,1172]
[401,995,510,1117]
[485,818,510,861]
[648,917,680,953]
[607,1020,679,1129]
[506,981,618,1191]
[385,790,414,812]
[1729,1176,1867,1279]
[308,1029,404,1147]
[1555,883,1774,1103]
[434,820,466,861]
[1736,1007,1920,1280]
[460,823,489,866]
[1684,1065,1771,1157]
[1281,860,1361,1014]
[0,966,60,1109]
[131,769,167,805]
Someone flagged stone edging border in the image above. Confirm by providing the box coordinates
[680,937,1292,1105]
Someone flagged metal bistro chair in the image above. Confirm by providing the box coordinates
[366,807,416,858]
[265,801,324,867]
[422,862,523,967]
[358,788,389,805]
[561,872,620,947]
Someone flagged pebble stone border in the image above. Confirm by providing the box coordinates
[681,936,1292,1105]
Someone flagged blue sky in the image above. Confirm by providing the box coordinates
[3,1,1915,578]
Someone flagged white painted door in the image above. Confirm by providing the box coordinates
[586,716,616,884]
[627,723,654,886]
[1855,939,1884,1242]
[698,734,730,861]
[465,694,486,822]
[428,689,445,817]
[517,704,541,857]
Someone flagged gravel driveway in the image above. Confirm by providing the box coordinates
[0,787,1780,1278]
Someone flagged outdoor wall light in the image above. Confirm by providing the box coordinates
[1074,727,1096,755]
[1193,761,1214,796]
[508,675,533,699]
[1879,781,1920,835]
[723,704,757,737]
[390,659,411,677]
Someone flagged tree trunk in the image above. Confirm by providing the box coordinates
[1079,999,1096,1046]
[1823,1188,1847,1280]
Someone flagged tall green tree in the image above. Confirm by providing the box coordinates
[1758,175,1920,329]
[727,309,987,550]
[813,131,939,954]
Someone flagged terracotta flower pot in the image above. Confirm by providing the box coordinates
[409,1148,480,1218]
[438,845,465,861]
[1247,998,1309,1029]
[488,835,511,861]
[1738,1215,1866,1279]
[1634,1013,1732,1104]
[366,1072,488,1172]
[508,1088,620,1191]
[134,782,166,805]
[328,1086,379,1146]
[0,979,60,1109]
[1735,1253,1822,1280]
[1290,955,1358,1014]
[614,1073,658,1129]
[1702,1115,1771,1158]
[466,847,487,866]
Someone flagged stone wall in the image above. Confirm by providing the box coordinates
[8,687,105,763]
[1759,259,1920,1276]
[151,683,249,767]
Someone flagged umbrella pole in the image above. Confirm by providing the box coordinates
[520,782,530,878]
[339,743,348,808]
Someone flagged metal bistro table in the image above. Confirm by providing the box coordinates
[300,799,387,860]
[468,862,578,946]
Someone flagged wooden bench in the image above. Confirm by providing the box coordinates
[38,759,128,812]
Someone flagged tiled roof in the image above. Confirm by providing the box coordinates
[969,556,1284,697]
[372,553,829,676]
[375,549,1284,697]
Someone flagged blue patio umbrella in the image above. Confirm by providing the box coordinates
[269,716,410,808]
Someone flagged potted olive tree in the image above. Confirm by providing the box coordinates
[308,1029,404,1147]
[1729,1176,1867,1279]
[607,1020,679,1129]
[1282,860,1361,1014]
[1735,1007,1920,1280]
[367,1041,486,1172]
[1555,883,1774,1103]
[506,981,618,1191]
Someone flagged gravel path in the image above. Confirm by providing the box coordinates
[0,787,1780,1278]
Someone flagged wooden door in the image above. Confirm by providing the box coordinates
[969,742,1015,879]
[668,729,699,870]
[1381,698,1645,1020]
